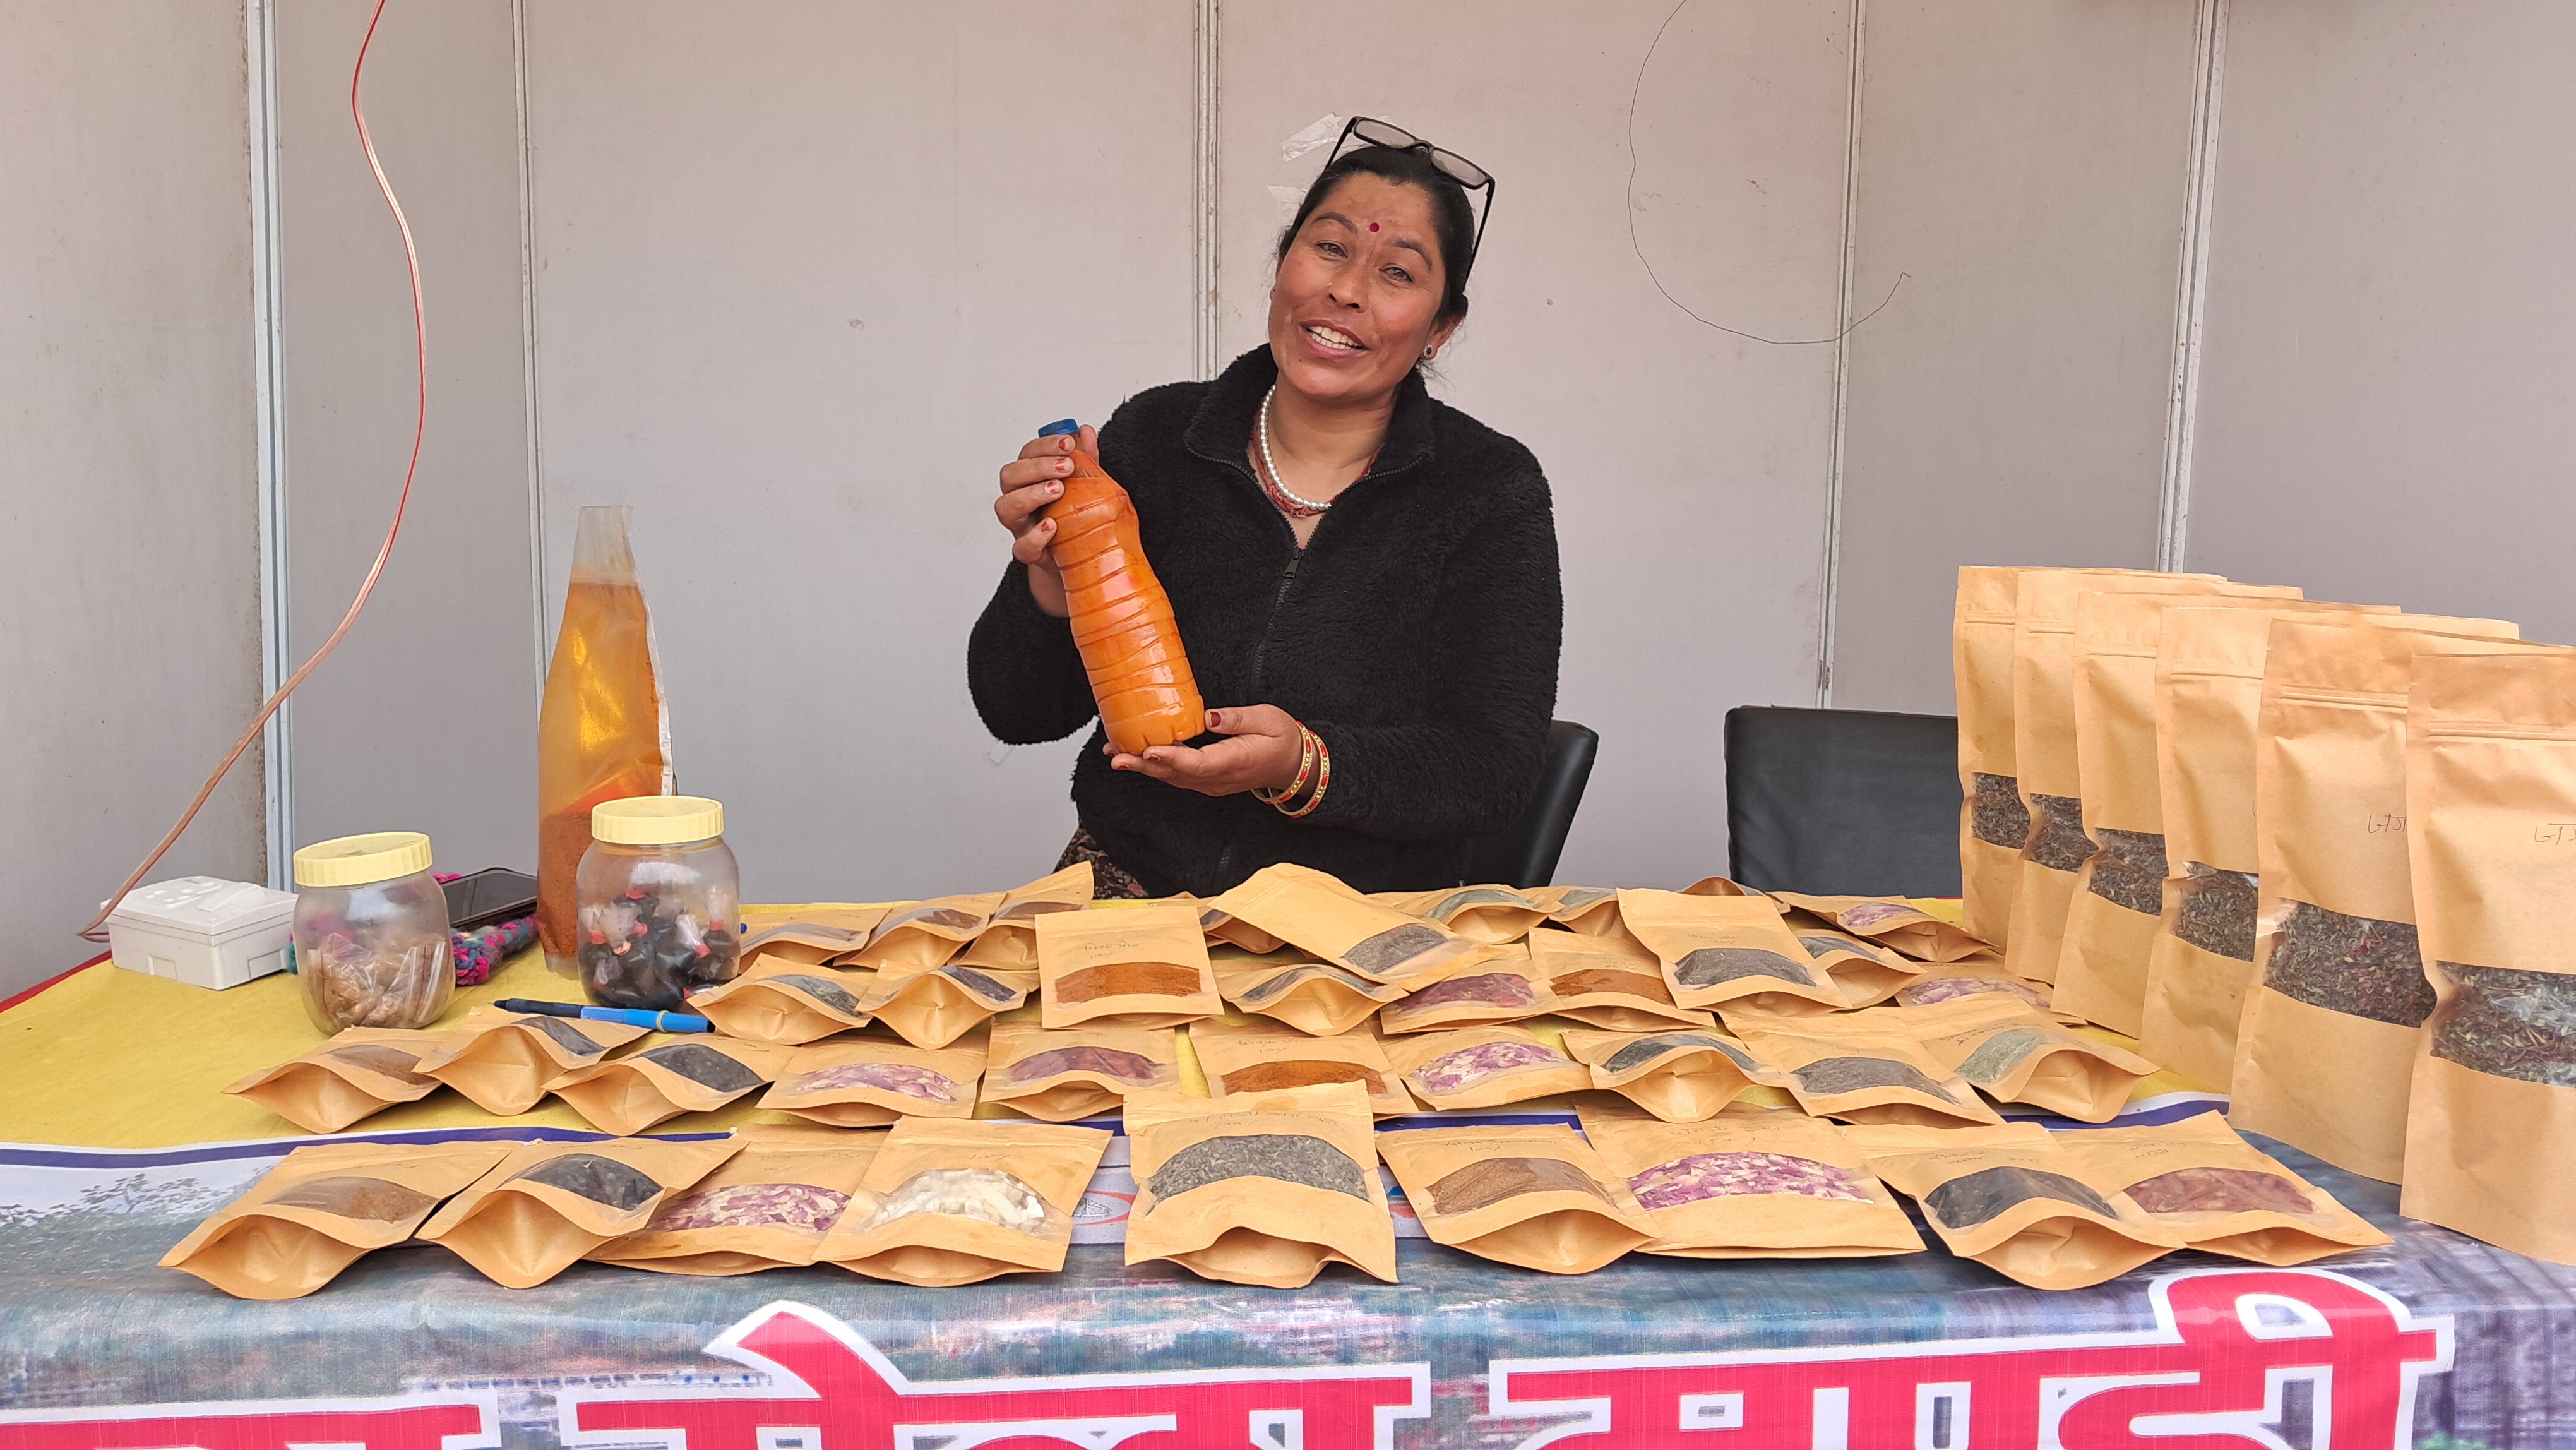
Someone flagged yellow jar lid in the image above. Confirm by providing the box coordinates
[593,794,724,845]
[294,831,434,889]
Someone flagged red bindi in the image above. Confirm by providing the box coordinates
[1368,222,1379,232]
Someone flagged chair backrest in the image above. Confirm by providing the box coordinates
[1460,720,1599,889]
[1724,705,1962,897]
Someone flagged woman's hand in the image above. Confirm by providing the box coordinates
[1107,705,1307,799]
[993,424,1097,618]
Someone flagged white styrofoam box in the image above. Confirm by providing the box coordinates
[105,876,299,991]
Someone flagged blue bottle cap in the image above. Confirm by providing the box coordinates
[1037,419,1080,437]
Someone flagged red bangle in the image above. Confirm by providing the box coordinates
[1277,728,1332,818]
[1254,724,1317,806]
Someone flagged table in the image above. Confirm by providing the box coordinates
[4,950,2571,1449]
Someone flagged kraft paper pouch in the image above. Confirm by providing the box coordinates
[1209,863,1479,983]
[418,1135,740,1289]
[1901,995,2154,1122]
[549,1036,796,1134]
[414,1006,648,1117]
[1376,1123,1654,1274]
[1037,899,1220,1028]
[160,1141,513,1300]
[1125,1082,1395,1286]
[1561,1026,1770,1122]
[1193,1021,1414,1116]
[689,966,874,1045]
[1888,960,2082,1023]
[1195,899,1287,954]
[586,1127,886,1274]
[1374,885,1551,944]
[1731,1015,2003,1127]
[1527,884,1635,943]
[224,1027,456,1134]
[2057,1111,2388,1266]
[2060,597,2394,1036]
[820,1116,1110,1285]
[2233,619,2542,1182]
[1770,894,1986,965]
[1216,957,1406,1036]
[1776,918,1926,1009]
[1957,566,2037,948]
[759,1036,987,1126]
[1618,889,1844,1014]
[1386,1024,1589,1110]
[1379,943,1556,1033]
[860,962,1032,1049]
[1527,928,1713,1031]
[2140,608,2491,1089]
[843,892,1006,972]
[2007,572,2295,985]
[1575,1100,1923,1259]
[2400,649,2576,1265]
[736,908,893,968]
[953,862,1094,971]
[1849,1122,2185,1290]
[983,1021,1179,1122]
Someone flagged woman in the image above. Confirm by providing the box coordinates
[969,121,1561,898]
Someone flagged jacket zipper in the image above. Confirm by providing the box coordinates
[1215,458,1308,887]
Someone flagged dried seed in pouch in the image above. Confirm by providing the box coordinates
[2173,865,2261,961]
[1972,772,2032,850]
[2025,794,2095,872]
[1924,1165,2116,1231]
[1603,1033,1760,1077]
[765,973,868,1016]
[2430,962,2576,1087]
[512,1153,665,1212]
[1791,1055,1953,1099]
[1674,948,1815,990]
[635,1042,766,1093]
[2265,901,2435,1026]
[2085,828,2168,916]
[1143,1134,1372,1207]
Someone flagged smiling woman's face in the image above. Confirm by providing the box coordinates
[1267,173,1461,410]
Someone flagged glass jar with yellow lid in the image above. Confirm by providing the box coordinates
[292,830,453,1032]
[576,795,741,1009]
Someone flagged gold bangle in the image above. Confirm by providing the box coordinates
[1254,724,1316,805]
[1278,728,1332,818]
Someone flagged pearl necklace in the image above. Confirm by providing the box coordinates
[1256,383,1333,518]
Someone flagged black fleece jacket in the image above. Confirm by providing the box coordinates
[968,347,1563,897]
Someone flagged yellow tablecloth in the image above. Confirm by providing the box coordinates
[0,896,2204,1149]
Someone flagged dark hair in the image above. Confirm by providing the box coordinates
[1274,145,1477,323]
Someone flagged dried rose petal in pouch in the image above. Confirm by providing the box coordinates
[1384,1026,1588,1110]
[1578,1100,1923,1259]
[759,1037,986,1127]
[982,1021,1179,1123]
[2053,1111,2387,1267]
[588,1125,886,1276]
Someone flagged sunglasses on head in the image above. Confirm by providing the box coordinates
[1325,116,1496,267]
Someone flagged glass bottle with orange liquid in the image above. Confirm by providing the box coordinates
[537,506,671,974]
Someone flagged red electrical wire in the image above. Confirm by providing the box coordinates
[80,0,427,942]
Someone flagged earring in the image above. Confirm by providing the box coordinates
[1422,348,1435,359]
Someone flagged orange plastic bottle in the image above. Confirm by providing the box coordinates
[535,506,671,973]
[1038,418,1205,756]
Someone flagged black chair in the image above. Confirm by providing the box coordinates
[1724,705,1962,897]
[1460,720,1600,888]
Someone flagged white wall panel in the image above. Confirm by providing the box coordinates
[0,0,263,993]
[523,1,1198,902]
[1830,0,2206,714]
[2184,0,2576,639]
[277,0,539,877]
[1217,0,1856,888]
